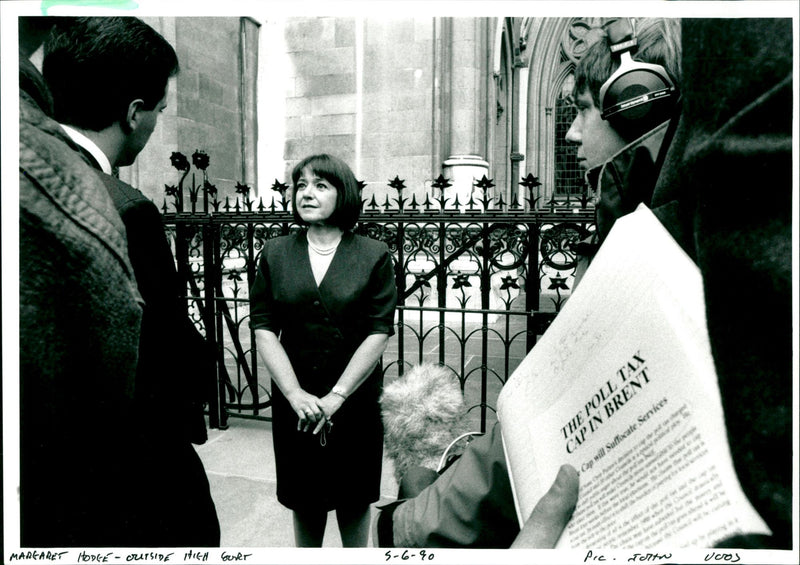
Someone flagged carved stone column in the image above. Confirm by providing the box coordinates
[441,18,490,207]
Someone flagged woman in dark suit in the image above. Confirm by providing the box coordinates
[250,154,397,547]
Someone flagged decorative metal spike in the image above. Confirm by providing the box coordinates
[271,179,289,194]
[388,175,406,191]
[431,174,452,191]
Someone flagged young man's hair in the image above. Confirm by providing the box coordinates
[43,17,179,131]
[291,154,362,231]
[573,18,682,108]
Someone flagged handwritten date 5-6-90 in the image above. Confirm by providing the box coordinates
[385,549,435,561]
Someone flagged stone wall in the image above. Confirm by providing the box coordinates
[282,17,440,205]
[120,17,253,207]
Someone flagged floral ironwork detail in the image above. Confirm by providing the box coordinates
[170,151,190,171]
[414,273,432,289]
[161,184,595,432]
[540,223,589,270]
[519,173,542,208]
[271,179,289,194]
[548,274,569,290]
[389,176,406,192]
[192,150,210,171]
[474,176,495,191]
[451,272,472,289]
[519,173,541,191]
[431,174,452,191]
[500,276,519,290]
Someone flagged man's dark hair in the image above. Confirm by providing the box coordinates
[291,154,362,231]
[43,17,179,131]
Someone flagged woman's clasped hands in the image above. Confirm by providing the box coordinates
[287,388,345,434]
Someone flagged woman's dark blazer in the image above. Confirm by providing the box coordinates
[250,230,398,511]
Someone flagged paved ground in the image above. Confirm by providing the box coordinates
[195,417,399,547]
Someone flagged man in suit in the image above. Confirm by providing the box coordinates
[42,16,220,546]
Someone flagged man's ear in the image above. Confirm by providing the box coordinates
[123,99,146,134]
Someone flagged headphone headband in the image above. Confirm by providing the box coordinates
[598,19,679,140]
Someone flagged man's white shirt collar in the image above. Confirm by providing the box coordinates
[59,124,113,175]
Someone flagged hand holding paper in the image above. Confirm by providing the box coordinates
[510,464,579,548]
[497,205,770,548]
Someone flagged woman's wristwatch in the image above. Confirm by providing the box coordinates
[331,386,349,400]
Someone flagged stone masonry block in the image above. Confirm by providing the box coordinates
[365,19,416,45]
[285,97,312,117]
[284,138,315,161]
[359,132,391,159]
[388,41,432,69]
[362,65,391,94]
[285,116,303,139]
[386,109,426,131]
[306,135,355,162]
[361,92,392,114]
[335,18,356,48]
[361,130,393,159]
[451,18,482,42]
[310,94,356,116]
[222,85,240,112]
[309,114,356,136]
[176,69,200,99]
[285,18,336,52]
[290,48,355,77]
[360,111,390,136]
[213,106,238,132]
[388,131,430,157]
[390,91,431,112]
[296,74,356,97]
[177,93,201,119]
[199,73,225,106]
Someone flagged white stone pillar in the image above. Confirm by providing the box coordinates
[442,154,489,209]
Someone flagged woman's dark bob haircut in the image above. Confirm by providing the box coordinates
[291,154,362,230]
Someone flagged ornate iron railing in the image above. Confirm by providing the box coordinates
[162,151,594,432]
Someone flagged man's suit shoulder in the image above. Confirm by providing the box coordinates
[98,173,158,216]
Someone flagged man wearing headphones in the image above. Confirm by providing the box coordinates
[380,15,792,551]
[568,17,682,283]
[377,18,683,549]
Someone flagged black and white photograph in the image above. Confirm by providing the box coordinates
[2,1,797,563]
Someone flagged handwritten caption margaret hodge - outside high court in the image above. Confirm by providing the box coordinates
[8,550,252,563]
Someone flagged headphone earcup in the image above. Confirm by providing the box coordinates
[601,66,678,140]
